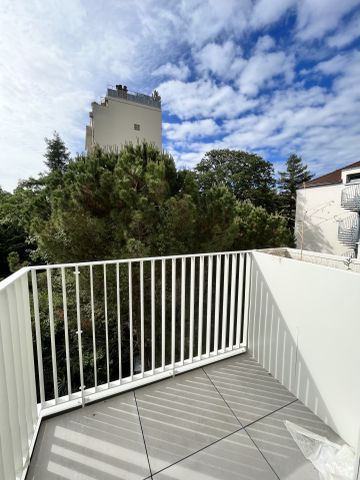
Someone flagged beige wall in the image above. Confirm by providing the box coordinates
[87,96,162,151]
[295,184,349,255]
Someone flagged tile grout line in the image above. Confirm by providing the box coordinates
[134,391,153,480]
[148,424,245,478]
[202,367,245,428]
[202,367,282,480]
[244,398,298,428]
[145,367,297,479]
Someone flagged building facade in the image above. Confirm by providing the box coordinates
[85,85,162,151]
[295,161,360,257]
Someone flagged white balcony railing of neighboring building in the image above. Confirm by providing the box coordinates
[0,249,359,480]
[341,184,360,211]
[338,213,360,248]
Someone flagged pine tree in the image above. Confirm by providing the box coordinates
[278,154,313,231]
[44,131,70,173]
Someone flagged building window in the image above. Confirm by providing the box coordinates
[346,172,360,184]
[134,124,140,131]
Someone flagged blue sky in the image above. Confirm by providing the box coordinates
[1,0,360,191]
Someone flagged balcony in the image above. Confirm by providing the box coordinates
[338,213,359,248]
[341,184,360,211]
[0,250,359,479]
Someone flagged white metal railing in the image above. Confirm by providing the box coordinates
[338,213,360,248]
[0,269,39,480]
[0,250,252,479]
[341,184,360,211]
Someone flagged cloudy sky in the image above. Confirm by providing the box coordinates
[1,0,360,191]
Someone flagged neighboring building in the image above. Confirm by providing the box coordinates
[295,161,360,257]
[85,85,162,151]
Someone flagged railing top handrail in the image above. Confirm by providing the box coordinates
[26,249,254,272]
[0,267,29,292]
[342,184,360,195]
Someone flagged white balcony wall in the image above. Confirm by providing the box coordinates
[248,251,360,448]
[0,269,39,480]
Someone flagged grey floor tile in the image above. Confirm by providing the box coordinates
[204,353,296,426]
[246,400,344,480]
[135,368,241,474]
[152,429,278,480]
[27,392,151,480]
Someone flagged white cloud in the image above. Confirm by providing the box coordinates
[195,41,243,78]
[237,51,295,96]
[163,119,220,142]
[157,79,258,119]
[254,35,276,53]
[152,62,190,81]
[327,12,360,48]
[295,0,359,41]
[251,0,296,28]
[179,0,252,47]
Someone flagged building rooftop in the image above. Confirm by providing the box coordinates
[27,353,340,480]
[304,160,360,188]
[107,86,161,109]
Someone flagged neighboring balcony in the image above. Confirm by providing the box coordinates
[338,213,359,248]
[0,249,359,480]
[341,183,360,211]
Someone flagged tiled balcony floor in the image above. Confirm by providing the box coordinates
[27,353,343,480]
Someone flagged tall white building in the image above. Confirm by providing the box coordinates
[85,85,162,151]
[295,161,360,257]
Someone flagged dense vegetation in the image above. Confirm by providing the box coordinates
[0,135,312,400]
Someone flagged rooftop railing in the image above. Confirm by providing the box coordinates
[107,87,161,109]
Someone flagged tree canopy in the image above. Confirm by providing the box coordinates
[278,154,313,233]
[195,149,277,212]
[44,131,70,173]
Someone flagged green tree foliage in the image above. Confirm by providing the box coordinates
[278,154,313,232]
[0,187,30,278]
[195,149,277,212]
[0,141,292,399]
[44,131,70,173]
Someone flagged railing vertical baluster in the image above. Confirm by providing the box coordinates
[61,267,72,397]
[206,256,213,357]
[46,270,58,401]
[189,256,195,361]
[235,253,245,348]
[103,265,110,385]
[197,256,204,358]
[221,254,229,351]
[228,254,237,350]
[161,259,166,370]
[214,255,221,354]
[20,275,38,425]
[180,257,186,364]
[151,260,155,373]
[128,262,134,379]
[31,270,45,405]
[89,265,97,391]
[241,253,252,347]
[116,263,122,383]
[171,258,176,368]
[140,261,144,377]
[75,266,85,406]
[14,280,33,438]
